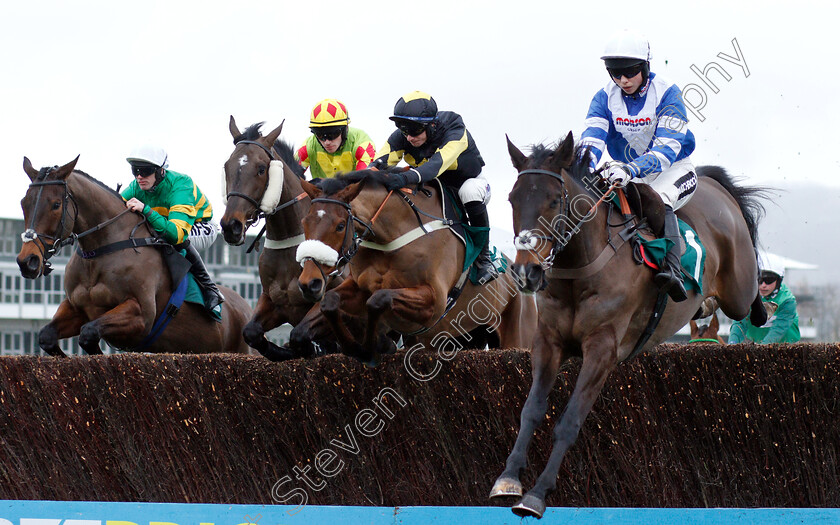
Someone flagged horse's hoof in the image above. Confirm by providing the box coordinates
[488,477,522,499]
[512,493,546,519]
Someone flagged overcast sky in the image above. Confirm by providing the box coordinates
[2,1,834,279]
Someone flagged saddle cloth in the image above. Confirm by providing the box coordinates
[432,180,507,284]
[637,219,705,294]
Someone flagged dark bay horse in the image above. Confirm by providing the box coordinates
[293,170,537,364]
[17,156,252,356]
[221,117,339,359]
[488,133,767,517]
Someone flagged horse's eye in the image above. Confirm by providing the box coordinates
[549,198,561,209]
[51,201,61,211]
[258,165,266,175]
[336,222,345,232]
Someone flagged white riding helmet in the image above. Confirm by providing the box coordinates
[760,258,786,280]
[126,145,169,169]
[601,30,651,62]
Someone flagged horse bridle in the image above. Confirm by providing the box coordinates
[513,169,573,269]
[306,197,376,277]
[22,167,135,275]
[514,167,623,273]
[21,167,80,274]
[226,139,303,224]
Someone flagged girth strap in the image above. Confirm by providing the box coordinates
[359,220,449,252]
[76,237,167,259]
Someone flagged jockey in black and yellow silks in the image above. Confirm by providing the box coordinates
[371,91,497,283]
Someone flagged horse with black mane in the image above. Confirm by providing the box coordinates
[220,117,339,359]
[488,133,768,518]
[17,156,252,356]
[291,168,537,365]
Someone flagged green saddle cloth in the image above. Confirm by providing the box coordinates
[185,275,223,321]
[437,183,508,284]
[637,219,705,294]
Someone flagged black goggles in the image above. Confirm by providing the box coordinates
[759,275,779,285]
[314,129,343,141]
[131,165,158,178]
[607,63,644,79]
[397,122,426,137]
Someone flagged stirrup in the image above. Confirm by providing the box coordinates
[654,268,687,302]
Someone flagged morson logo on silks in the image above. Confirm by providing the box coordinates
[614,116,653,127]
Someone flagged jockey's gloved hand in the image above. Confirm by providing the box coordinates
[605,162,632,188]
[384,172,409,191]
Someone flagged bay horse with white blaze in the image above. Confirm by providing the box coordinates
[220,117,339,360]
[293,170,537,364]
[488,133,768,518]
[17,156,252,356]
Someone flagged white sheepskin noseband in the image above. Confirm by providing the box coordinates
[296,240,339,267]
[260,159,285,213]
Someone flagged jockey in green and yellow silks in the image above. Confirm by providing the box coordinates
[122,145,224,312]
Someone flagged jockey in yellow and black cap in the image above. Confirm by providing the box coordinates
[371,91,498,283]
[295,98,376,180]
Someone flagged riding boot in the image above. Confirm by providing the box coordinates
[184,243,225,311]
[464,201,499,284]
[654,206,688,302]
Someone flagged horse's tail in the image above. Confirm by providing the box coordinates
[696,165,770,249]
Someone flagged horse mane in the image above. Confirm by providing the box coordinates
[525,142,598,190]
[234,122,305,179]
[317,167,404,196]
[696,166,769,249]
[39,167,125,202]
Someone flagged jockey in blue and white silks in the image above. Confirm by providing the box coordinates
[580,30,696,302]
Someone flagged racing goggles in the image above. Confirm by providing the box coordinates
[607,63,644,79]
[132,165,158,178]
[397,122,426,137]
[314,129,343,141]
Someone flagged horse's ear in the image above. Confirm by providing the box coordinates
[300,178,322,199]
[229,115,242,141]
[550,131,576,168]
[265,120,285,146]
[22,157,39,181]
[54,155,79,180]
[336,181,364,203]
[507,134,527,172]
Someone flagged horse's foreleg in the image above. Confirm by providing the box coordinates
[497,293,537,349]
[39,299,88,357]
[512,329,618,519]
[316,279,370,359]
[490,326,561,500]
[79,299,145,354]
[366,285,436,354]
[243,293,292,360]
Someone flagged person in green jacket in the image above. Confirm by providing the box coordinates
[729,262,800,344]
[122,144,224,311]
